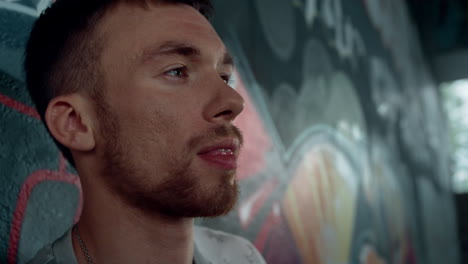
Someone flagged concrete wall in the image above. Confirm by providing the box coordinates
[0,0,460,263]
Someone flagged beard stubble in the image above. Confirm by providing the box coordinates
[94,99,242,218]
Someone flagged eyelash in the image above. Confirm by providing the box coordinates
[164,66,233,85]
[165,66,188,78]
[220,74,232,84]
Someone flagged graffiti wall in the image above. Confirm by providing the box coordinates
[0,0,460,263]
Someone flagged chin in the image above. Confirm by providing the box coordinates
[193,179,240,218]
[133,176,239,218]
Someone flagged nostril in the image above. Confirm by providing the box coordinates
[214,110,233,118]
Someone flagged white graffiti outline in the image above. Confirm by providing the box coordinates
[304,0,318,27]
[299,0,367,69]
[0,0,50,17]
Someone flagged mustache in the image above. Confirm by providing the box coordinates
[213,125,244,146]
[188,124,244,151]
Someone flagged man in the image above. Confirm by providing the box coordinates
[25,0,265,263]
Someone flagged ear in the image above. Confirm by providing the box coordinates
[45,94,96,152]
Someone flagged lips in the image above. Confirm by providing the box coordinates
[197,138,240,170]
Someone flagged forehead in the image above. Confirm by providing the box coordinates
[97,3,226,61]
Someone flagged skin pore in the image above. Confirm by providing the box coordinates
[45,2,245,264]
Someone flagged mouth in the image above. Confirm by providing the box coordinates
[197,138,240,170]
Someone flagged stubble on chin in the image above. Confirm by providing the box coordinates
[104,145,240,218]
[96,101,240,218]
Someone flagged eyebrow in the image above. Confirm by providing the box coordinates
[141,41,235,67]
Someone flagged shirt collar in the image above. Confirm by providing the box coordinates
[51,228,209,264]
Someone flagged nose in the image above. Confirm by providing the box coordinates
[203,78,245,123]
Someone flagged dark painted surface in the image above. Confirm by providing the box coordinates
[408,0,468,54]
[0,0,460,263]
[455,193,468,264]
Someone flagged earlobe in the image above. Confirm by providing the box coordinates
[45,95,96,152]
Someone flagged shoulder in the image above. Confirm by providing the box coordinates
[26,244,57,264]
[26,228,75,264]
[194,225,266,264]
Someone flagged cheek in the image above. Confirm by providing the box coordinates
[116,90,203,148]
[133,107,185,153]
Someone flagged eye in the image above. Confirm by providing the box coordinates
[220,74,231,84]
[221,73,237,88]
[164,66,187,78]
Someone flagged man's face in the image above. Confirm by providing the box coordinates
[93,3,244,218]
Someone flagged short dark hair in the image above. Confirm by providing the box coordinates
[24,0,213,167]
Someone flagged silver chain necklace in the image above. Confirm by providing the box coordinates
[73,225,196,264]
[73,225,96,264]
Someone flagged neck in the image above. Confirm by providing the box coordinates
[73,178,195,264]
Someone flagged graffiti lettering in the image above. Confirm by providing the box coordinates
[363,0,422,90]
[255,0,296,61]
[369,56,400,122]
[304,0,318,27]
[320,0,366,68]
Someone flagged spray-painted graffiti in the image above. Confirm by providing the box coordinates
[0,91,82,264]
[232,71,365,263]
[0,0,49,17]
[368,56,402,155]
[0,2,81,264]
[283,140,359,264]
[0,0,460,263]
[215,0,457,262]
[369,56,400,122]
[266,37,365,149]
[299,0,367,69]
[304,0,318,27]
[256,0,367,67]
[320,0,366,67]
[362,0,419,89]
[362,0,452,190]
[255,0,296,61]
[365,134,417,264]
